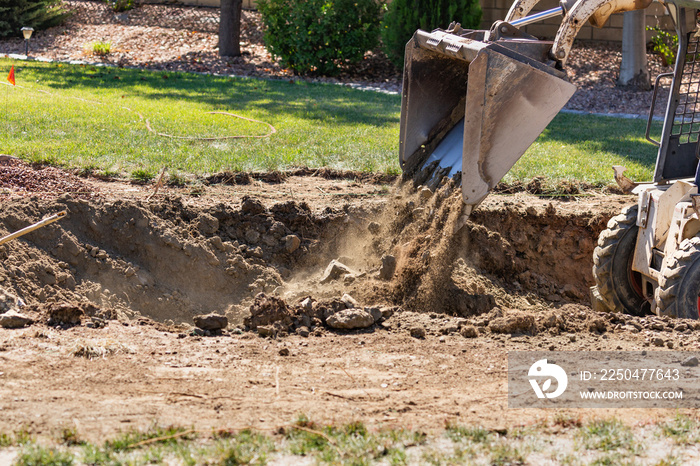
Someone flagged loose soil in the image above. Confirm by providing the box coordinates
[0,160,698,444]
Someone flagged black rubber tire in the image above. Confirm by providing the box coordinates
[655,236,700,320]
[592,205,646,315]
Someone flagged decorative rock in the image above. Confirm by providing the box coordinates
[326,309,375,329]
[410,327,426,339]
[460,325,478,338]
[0,310,33,329]
[193,313,228,331]
[681,356,699,367]
[341,293,359,309]
[320,260,354,284]
[283,235,301,253]
[378,255,397,281]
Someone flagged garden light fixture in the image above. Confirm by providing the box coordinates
[21,27,34,56]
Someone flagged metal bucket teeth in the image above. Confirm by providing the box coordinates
[399,28,576,208]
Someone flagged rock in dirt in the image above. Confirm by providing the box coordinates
[365,306,383,323]
[283,235,301,253]
[193,313,228,331]
[0,310,33,329]
[341,293,359,309]
[257,325,275,337]
[410,326,426,339]
[653,337,665,347]
[419,186,433,200]
[489,313,536,335]
[320,260,354,284]
[378,255,397,281]
[681,356,699,367]
[0,288,23,314]
[367,222,381,234]
[326,309,375,329]
[460,325,479,338]
[278,347,290,356]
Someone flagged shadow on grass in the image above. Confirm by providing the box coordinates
[14,60,401,128]
[540,112,660,169]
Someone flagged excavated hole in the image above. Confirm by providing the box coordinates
[0,184,614,329]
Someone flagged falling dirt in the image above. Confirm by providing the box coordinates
[1,160,699,439]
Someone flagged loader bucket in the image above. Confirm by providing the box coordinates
[399,27,577,209]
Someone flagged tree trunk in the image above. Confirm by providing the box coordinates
[219,0,242,57]
[618,9,651,90]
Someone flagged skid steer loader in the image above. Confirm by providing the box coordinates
[399,0,700,319]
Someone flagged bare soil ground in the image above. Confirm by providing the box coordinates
[0,6,694,461]
[0,160,698,455]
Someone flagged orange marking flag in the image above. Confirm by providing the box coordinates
[7,65,15,86]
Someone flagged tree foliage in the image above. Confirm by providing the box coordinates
[381,0,482,68]
[257,0,381,76]
[0,0,69,38]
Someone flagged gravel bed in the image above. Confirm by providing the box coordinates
[0,2,673,116]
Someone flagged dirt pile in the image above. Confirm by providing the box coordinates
[0,162,632,338]
[0,193,344,327]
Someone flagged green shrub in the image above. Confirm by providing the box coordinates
[0,0,69,38]
[381,0,482,68]
[257,0,382,76]
[647,25,678,66]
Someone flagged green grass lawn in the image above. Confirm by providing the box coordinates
[0,57,661,186]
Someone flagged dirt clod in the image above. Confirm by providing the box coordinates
[283,235,301,254]
[489,312,537,335]
[244,294,292,331]
[378,255,397,280]
[410,326,426,339]
[44,303,87,327]
[460,325,479,338]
